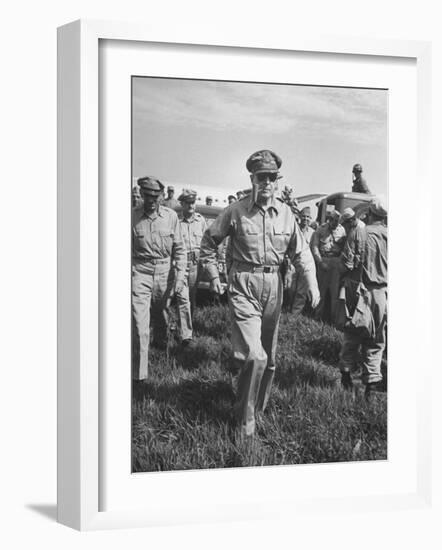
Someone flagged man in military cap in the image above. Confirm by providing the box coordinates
[162,185,180,209]
[176,188,208,346]
[299,207,315,243]
[339,197,388,398]
[352,164,371,194]
[339,207,366,271]
[236,191,245,200]
[200,150,319,436]
[311,210,346,324]
[227,194,237,205]
[205,195,214,206]
[132,177,187,381]
[289,206,316,314]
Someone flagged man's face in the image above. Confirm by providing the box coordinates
[300,213,311,227]
[182,200,195,217]
[132,186,141,207]
[142,192,161,213]
[237,192,244,200]
[252,172,278,202]
[206,198,213,206]
[167,189,174,199]
[228,197,236,205]
[328,215,339,230]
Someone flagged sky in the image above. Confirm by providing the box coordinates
[132,77,388,202]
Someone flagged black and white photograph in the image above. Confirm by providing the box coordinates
[131,76,388,472]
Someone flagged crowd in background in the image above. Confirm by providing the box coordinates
[131,155,387,435]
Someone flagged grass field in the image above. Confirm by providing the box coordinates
[132,302,387,472]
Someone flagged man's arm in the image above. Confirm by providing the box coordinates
[288,222,320,308]
[341,224,366,272]
[310,227,323,265]
[171,212,187,288]
[200,208,234,292]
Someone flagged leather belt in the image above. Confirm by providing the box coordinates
[133,257,170,265]
[233,261,280,274]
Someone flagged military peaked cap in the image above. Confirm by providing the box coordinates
[246,150,282,174]
[352,163,363,173]
[178,188,197,202]
[137,176,164,195]
[300,206,311,216]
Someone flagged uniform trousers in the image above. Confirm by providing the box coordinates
[176,262,198,341]
[316,256,342,324]
[132,260,173,380]
[289,268,309,315]
[339,287,387,384]
[228,266,283,436]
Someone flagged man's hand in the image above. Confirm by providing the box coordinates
[174,278,185,295]
[308,286,321,309]
[210,277,224,295]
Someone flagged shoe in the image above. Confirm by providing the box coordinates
[181,338,195,349]
[341,372,353,391]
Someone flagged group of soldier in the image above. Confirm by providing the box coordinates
[132,151,387,437]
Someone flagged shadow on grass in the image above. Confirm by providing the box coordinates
[275,361,339,391]
[135,377,236,425]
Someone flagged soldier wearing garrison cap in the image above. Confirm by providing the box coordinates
[352,163,371,194]
[339,195,388,398]
[289,206,316,314]
[175,188,207,347]
[310,209,346,324]
[200,149,319,437]
[132,177,187,381]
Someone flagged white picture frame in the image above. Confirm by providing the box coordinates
[57,19,432,531]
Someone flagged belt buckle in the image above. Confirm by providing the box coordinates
[263,266,271,273]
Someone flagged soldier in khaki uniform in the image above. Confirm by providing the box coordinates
[310,211,346,324]
[339,197,388,398]
[176,189,207,346]
[351,163,371,194]
[200,150,319,436]
[132,177,187,380]
[289,206,316,314]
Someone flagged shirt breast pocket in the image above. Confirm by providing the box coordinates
[239,219,259,236]
[272,225,290,251]
[133,228,146,246]
[156,230,173,251]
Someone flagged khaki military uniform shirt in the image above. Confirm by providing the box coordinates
[300,225,315,245]
[162,197,180,210]
[179,212,207,261]
[310,222,346,262]
[200,195,316,284]
[132,205,187,275]
[352,176,371,194]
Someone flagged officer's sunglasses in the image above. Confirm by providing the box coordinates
[256,172,278,183]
